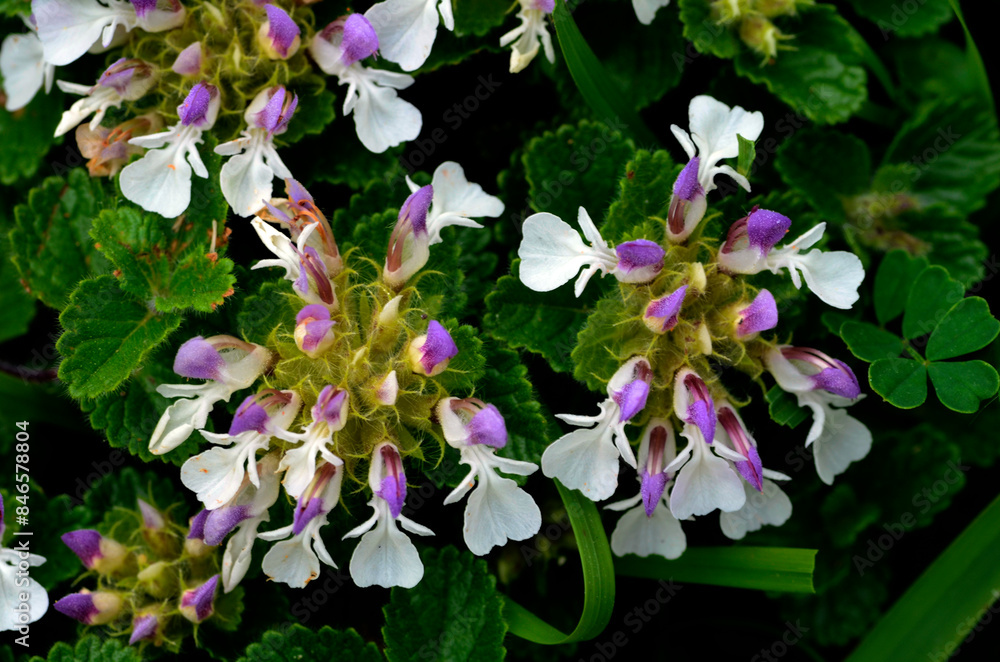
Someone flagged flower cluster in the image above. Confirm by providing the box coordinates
[517,95,869,560]
[53,499,224,650]
[146,165,541,589]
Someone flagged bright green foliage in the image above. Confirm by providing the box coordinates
[0,0,30,16]
[765,385,809,428]
[0,248,35,343]
[0,89,62,185]
[56,275,183,399]
[678,0,740,59]
[27,636,143,662]
[9,169,109,310]
[91,207,236,313]
[383,546,506,662]
[279,86,337,145]
[774,129,871,222]
[844,0,952,37]
[239,626,383,662]
[522,120,635,222]
[873,250,929,326]
[601,150,678,243]
[736,134,756,178]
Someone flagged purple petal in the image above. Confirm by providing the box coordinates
[737,289,778,337]
[256,86,286,133]
[313,386,348,426]
[204,505,251,546]
[688,400,716,445]
[615,379,651,423]
[746,208,791,254]
[468,404,508,448]
[287,179,314,207]
[645,285,687,332]
[173,336,224,381]
[188,509,209,540]
[292,497,324,535]
[229,396,271,435]
[97,58,134,94]
[615,239,665,273]
[61,529,103,568]
[296,304,331,325]
[129,613,159,644]
[178,83,214,126]
[137,499,165,530]
[812,362,861,399]
[341,13,380,66]
[377,475,406,519]
[301,320,336,352]
[419,321,458,373]
[181,575,219,622]
[534,0,555,12]
[640,469,668,517]
[129,0,157,18]
[673,158,703,201]
[172,42,202,76]
[400,185,433,236]
[54,593,98,624]
[735,444,764,492]
[265,5,300,57]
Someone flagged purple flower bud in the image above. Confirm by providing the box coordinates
[294,304,337,357]
[408,320,458,376]
[261,4,301,59]
[129,613,160,644]
[178,82,219,127]
[340,13,379,66]
[55,591,123,625]
[675,371,716,444]
[385,185,433,287]
[180,575,219,623]
[97,58,156,100]
[138,499,165,530]
[611,360,653,424]
[667,159,707,242]
[644,285,688,334]
[639,424,671,516]
[293,245,337,308]
[312,385,349,428]
[61,529,128,574]
[173,336,225,380]
[373,444,407,519]
[204,505,251,546]
[467,403,508,448]
[172,42,203,76]
[781,347,861,399]
[735,289,778,338]
[614,239,664,284]
[254,86,298,134]
[718,405,763,491]
[719,207,791,273]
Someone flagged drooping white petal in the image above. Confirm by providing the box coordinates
[719,478,792,540]
[455,449,541,555]
[181,432,269,509]
[346,501,426,588]
[343,69,421,154]
[278,429,343,499]
[149,382,232,455]
[438,0,454,30]
[218,135,275,218]
[422,162,504,244]
[610,501,686,559]
[499,7,554,74]
[790,250,864,310]
[632,0,671,25]
[120,126,204,218]
[33,0,134,66]
[1,32,49,111]
[668,428,746,519]
[261,529,322,588]
[812,408,872,485]
[365,0,441,72]
[542,402,622,501]
[221,515,264,593]
[518,210,617,296]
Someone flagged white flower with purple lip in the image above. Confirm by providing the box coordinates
[120,82,221,218]
[1,495,48,631]
[404,161,505,245]
[718,206,791,273]
[542,356,653,501]
[275,386,348,499]
[765,346,871,485]
[519,207,665,297]
[260,461,343,588]
[365,0,454,71]
[344,442,434,588]
[53,58,156,137]
[258,4,300,59]
[663,369,746,519]
[499,0,555,74]
[310,14,422,153]
[670,94,764,195]
[666,158,708,243]
[384,185,434,288]
[643,285,688,334]
[251,218,339,310]
[179,575,218,623]
[180,390,301,510]
[0,20,55,112]
[437,398,542,555]
[194,453,282,592]
[632,0,671,25]
[260,179,343,275]
[407,320,458,377]
[606,419,688,560]
[216,85,298,217]
[32,0,185,66]
[294,304,337,358]
[733,289,778,339]
[149,335,272,455]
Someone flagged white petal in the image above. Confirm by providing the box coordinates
[812,409,872,485]
[463,472,541,555]
[719,479,792,540]
[610,502,686,559]
[688,94,764,165]
[181,435,264,509]
[262,534,320,588]
[1,33,46,111]
[785,223,827,250]
[221,518,261,593]
[541,417,621,501]
[365,0,440,72]
[669,125,697,160]
[33,0,130,66]
[632,0,671,25]
[517,212,612,294]
[348,508,424,588]
[426,161,504,245]
[669,438,746,519]
[796,250,865,309]
[438,0,454,30]
[119,140,193,218]
[220,141,275,218]
[0,564,47,630]
[148,384,228,455]
[348,71,422,153]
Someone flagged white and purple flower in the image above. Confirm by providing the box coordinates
[384,184,434,288]
[404,161,505,245]
[644,285,688,334]
[258,4,300,59]
[407,320,458,377]
[275,386,348,499]
[251,218,339,310]
[499,0,555,73]
[53,58,156,137]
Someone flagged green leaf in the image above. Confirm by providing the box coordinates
[484,263,596,374]
[56,275,182,399]
[840,321,905,363]
[678,0,740,58]
[26,635,143,662]
[83,466,189,527]
[236,279,298,346]
[0,0,31,17]
[926,297,1000,361]
[928,360,999,414]
[733,6,868,125]
[504,480,614,644]
[306,114,402,189]
[9,169,109,310]
[846,493,1000,662]
[522,119,634,223]
[0,88,63,185]
[889,38,977,106]
[0,248,35,343]
[384,547,505,662]
[91,207,236,313]
[238,625,381,662]
[736,134,756,177]
[452,0,510,36]
[869,357,927,408]
[765,385,808,428]
[601,149,678,243]
[774,128,871,222]
[873,250,928,326]
[615,546,817,593]
[572,289,649,393]
[279,87,336,145]
[0,487,90,589]
[843,0,952,37]
[550,0,658,145]
[820,485,882,549]
[901,266,963,341]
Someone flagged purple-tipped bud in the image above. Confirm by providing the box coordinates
[260,4,301,59]
[293,244,337,309]
[718,405,763,491]
[735,289,778,338]
[614,239,665,284]
[172,42,203,76]
[137,499,165,530]
[62,529,128,574]
[252,86,298,135]
[129,613,160,644]
[178,82,220,128]
[407,320,458,376]
[609,359,653,424]
[644,285,688,334]
[180,575,219,624]
[384,185,434,288]
[294,304,337,358]
[292,461,342,533]
[312,385,349,428]
[341,13,380,66]
[55,591,123,625]
[781,347,862,399]
[188,509,209,540]
[467,403,508,448]
[719,207,792,273]
[97,58,156,100]
[674,370,716,444]
[667,159,707,242]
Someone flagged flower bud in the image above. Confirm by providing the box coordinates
[172,42,203,76]
[667,158,707,242]
[437,398,508,449]
[76,113,163,177]
[608,357,653,424]
[613,240,665,284]
[719,207,791,274]
[407,320,458,376]
[310,14,379,74]
[97,58,157,101]
[294,304,337,358]
[644,285,687,334]
[54,590,123,625]
[137,560,177,599]
[733,289,778,338]
[258,4,300,59]
[178,82,221,129]
[376,370,399,405]
[180,575,219,624]
[739,14,787,62]
[384,185,433,288]
[129,611,162,645]
[673,369,716,443]
[246,85,298,135]
[61,529,128,575]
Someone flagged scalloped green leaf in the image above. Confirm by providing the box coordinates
[901,266,963,341]
[56,275,182,399]
[0,248,34,343]
[774,129,871,222]
[840,321,905,363]
[874,250,929,326]
[26,635,142,662]
[9,169,109,309]
[869,357,927,408]
[384,546,505,662]
[0,87,62,185]
[238,625,382,662]
[601,149,678,243]
[928,360,999,414]
[926,298,1000,361]
[843,0,952,38]
[678,0,740,58]
[765,385,808,428]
